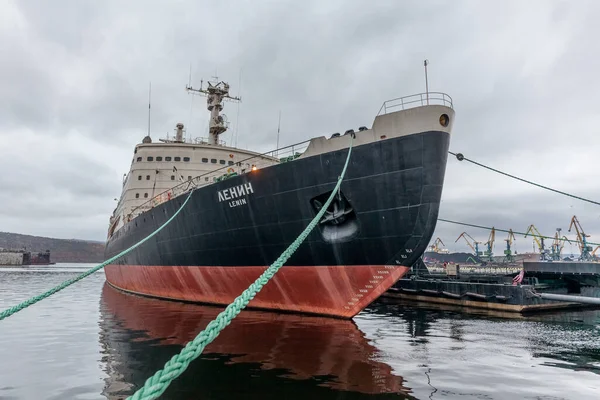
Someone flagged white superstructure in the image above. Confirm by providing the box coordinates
[108,78,281,238]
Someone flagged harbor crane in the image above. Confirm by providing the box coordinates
[483,227,496,262]
[591,246,600,259]
[568,215,593,261]
[525,224,549,261]
[455,232,482,257]
[503,229,517,262]
[428,237,448,253]
[550,228,571,261]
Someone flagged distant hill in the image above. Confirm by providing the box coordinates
[0,232,105,263]
[423,251,541,264]
[423,251,480,264]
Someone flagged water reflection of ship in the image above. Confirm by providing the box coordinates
[99,283,413,399]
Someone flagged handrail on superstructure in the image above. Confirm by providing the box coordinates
[377,92,453,116]
[158,136,227,146]
[126,139,312,221]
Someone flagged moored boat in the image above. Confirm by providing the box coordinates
[104,78,454,318]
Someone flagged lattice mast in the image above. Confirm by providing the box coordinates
[186,78,241,145]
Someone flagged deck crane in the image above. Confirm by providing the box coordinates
[455,232,482,257]
[503,229,517,262]
[568,215,593,261]
[550,228,571,261]
[525,224,549,261]
[483,227,496,262]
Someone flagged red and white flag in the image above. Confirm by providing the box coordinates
[512,269,524,285]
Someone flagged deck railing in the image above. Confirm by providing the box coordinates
[377,92,453,116]
[126,139,311,221]
[159,136,227,146]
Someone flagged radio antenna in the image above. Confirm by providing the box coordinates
[276,110,281,156]
[147,81,152,137]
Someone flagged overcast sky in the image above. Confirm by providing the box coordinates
[1,0,600,254]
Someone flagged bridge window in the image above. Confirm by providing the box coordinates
[220,160,226,165]
[205,177,209,181]
[138,176,142,181]
[228,161,234,166]
[156,156,163,161]
[171,175,175,180]
[202,158,208,163]
[188,176,192,180]
[144,193,148,198]
[135,193,139,198]
[174,157,181,161]
[147,156,153,161]
[183,157,190,162]
[146,175,150,180]
[165,156,172,161]
[136,157,142,162]
[211,159,217,163]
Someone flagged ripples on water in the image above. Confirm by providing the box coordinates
[0,264,599,399]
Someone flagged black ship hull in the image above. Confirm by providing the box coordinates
[105,130,450,317]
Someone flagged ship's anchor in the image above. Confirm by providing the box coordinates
[313,193,353,225]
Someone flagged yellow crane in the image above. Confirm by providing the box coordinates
[483,227,495,262]
[550,228,571,261]
[455,232,482,257]
[428,237,447,253]
[525,224,549,260]
[568,215,593,261]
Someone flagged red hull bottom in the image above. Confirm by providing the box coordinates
[104,264,410,318]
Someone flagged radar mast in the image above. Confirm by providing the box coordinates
[186,77,241,145]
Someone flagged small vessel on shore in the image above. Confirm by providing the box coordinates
[104,77,454,318]
[0,248,52,266]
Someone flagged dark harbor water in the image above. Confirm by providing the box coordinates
[1,264,599,399]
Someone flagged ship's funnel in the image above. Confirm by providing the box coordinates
[175,123,184,142]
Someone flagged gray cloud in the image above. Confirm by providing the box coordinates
[1,0,600,246]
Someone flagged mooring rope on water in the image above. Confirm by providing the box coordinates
[127,136,354,400]
[0,190,196,322]
[448,151,600,206]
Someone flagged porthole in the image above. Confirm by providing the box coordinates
[439,114,450,127]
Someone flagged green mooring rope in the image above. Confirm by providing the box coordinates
[0,190,195,322]
[127,137,354,400]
